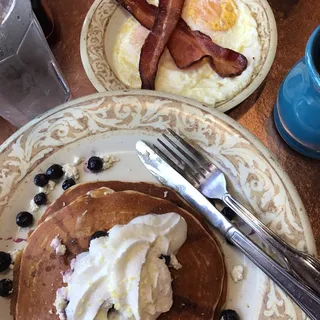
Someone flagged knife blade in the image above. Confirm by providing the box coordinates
[136,140,232,234]
[136,140,320,320]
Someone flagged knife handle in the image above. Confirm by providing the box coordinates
[227,227,320,320]
[223,193,320,295]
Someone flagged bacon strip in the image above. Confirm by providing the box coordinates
[117,0,248,78]
[139,0,185,89]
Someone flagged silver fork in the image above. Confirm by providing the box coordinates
[156,128,320,296]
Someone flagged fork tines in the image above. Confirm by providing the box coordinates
[153,129,213,186]
[166,129,212,170]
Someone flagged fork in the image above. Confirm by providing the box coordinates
[156,128,320,296]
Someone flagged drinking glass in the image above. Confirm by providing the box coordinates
[0,0,70,127]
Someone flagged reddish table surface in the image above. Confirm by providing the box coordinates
[1,0,319,251]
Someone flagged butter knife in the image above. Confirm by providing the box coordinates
[136,140,320,320]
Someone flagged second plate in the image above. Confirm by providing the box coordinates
[80,0,277,112]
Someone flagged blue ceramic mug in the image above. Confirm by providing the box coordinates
[274,25,320,159]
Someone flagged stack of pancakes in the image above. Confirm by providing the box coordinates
[12,181,227,320]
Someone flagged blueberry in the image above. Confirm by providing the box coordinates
[225,237,234,246]
[34,173,49,187]
[108,305,116,314]
[34,192,47,206]
[90,231,109,242]
[46,164,64,180]
[0,252,12,272]
[220,309,240,320]
[16,211,34,228]
[62,178,76,190]
[222,207,236,221]
[0,279,13,297]
[159,254,171,266]
[87,156,103,173]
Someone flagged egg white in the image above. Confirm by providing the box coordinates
[112,0,262,107]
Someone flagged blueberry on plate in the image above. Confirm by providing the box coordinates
[220,309,239,320]
[34,173,49,187]
[225,237,234,246]
[0,252,12,272]
[87,156,103,173]
[34,192,47,206]
[108,305,115,311]
[221,207,236,221]
[46,164,64,180]
[159,254,171,266]
[0,279,13,297]
[62,178,76,190]
[90,231,109,242]
[16,211,34,228]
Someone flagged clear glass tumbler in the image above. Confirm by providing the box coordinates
[0,0,70,127]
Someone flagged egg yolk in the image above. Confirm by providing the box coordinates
[185,0,238,31]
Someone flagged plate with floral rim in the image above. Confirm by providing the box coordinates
[0,90,315,319]
[80,0,277,112]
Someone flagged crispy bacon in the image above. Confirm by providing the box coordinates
[139,0,185,89]
[117,0,248,78]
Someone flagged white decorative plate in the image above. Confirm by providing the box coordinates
[0,91,315,319]
[80,0,277,112]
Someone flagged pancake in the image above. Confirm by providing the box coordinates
[38,181,199,225]
[15,190,226,320]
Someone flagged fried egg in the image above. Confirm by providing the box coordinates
[112,0,262,106]
[184,0,239,31]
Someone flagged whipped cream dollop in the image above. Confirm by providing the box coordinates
[56,212,187,320]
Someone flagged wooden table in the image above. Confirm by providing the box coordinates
[1,0,319,251]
